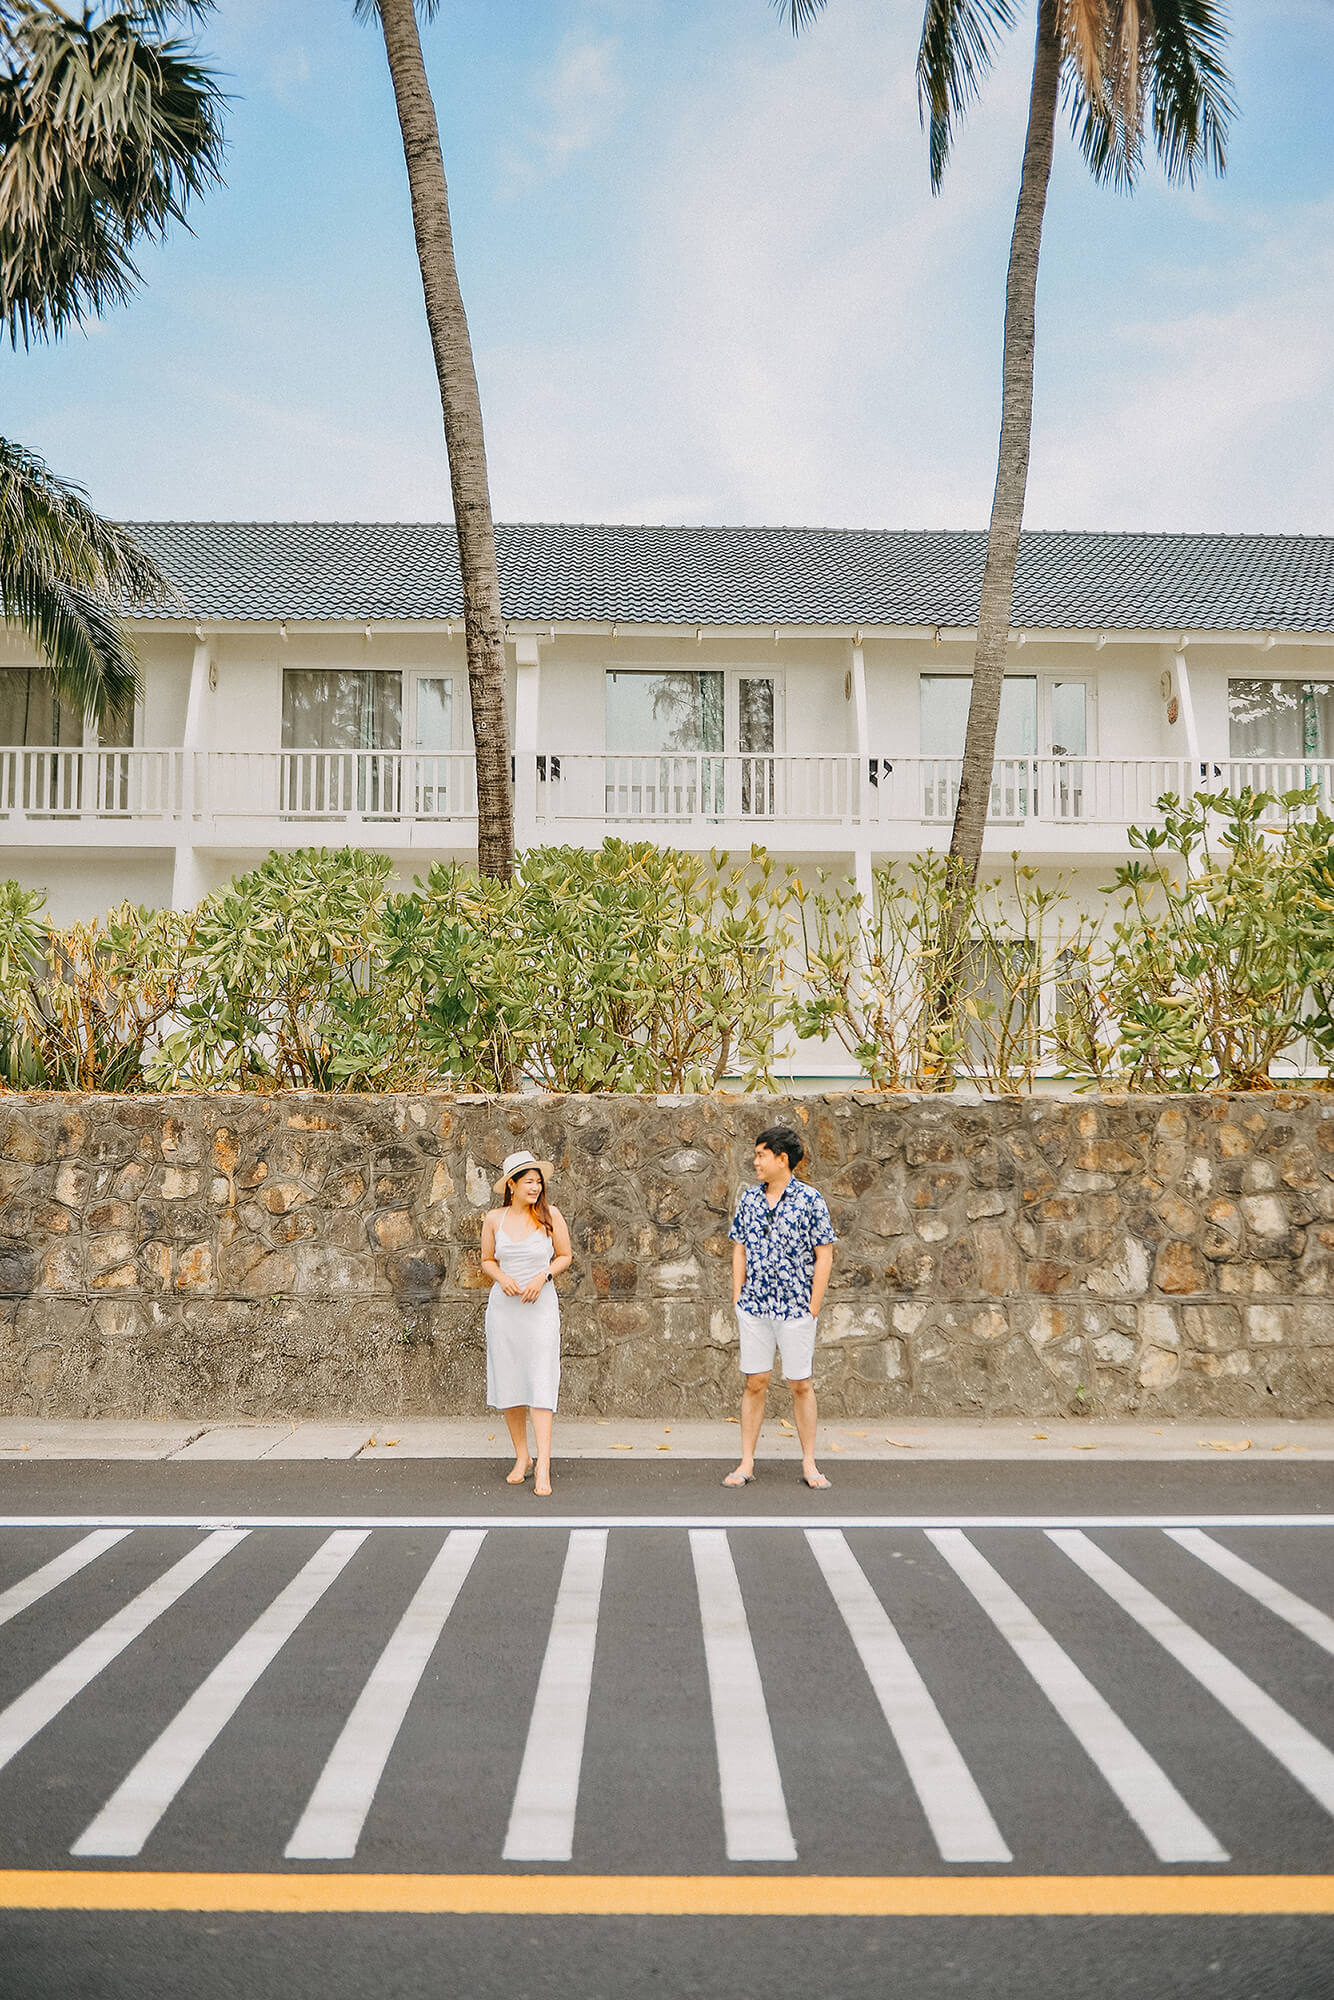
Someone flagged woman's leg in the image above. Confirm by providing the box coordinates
[531,1407,554,1496]
[502,1406,533,1482]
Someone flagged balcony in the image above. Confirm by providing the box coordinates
[0,749,1328,855]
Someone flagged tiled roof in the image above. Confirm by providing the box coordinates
[126,521,1334,633]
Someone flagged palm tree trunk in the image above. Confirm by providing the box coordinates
[946,0,1061,899]
[373,0,513,880]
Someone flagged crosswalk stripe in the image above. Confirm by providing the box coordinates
[503,1530,608,1864]
[285,1530,485,1860]
[71,1531,368,1857]
[0,1531,131,1630]
[806,1530,1012,1864]
[927,1530,1226,1864]
[1049,1531,1334,1821]
[0,1531,247,1778]
[689,1529,797,1864]
[1164,1530,1334,1656]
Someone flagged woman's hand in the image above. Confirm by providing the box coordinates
[497,1275,524,1297]
[519,1275,548,1304]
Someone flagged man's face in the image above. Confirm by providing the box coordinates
[754,1143,786,1183]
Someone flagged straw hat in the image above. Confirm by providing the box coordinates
[493,1149,555,1193]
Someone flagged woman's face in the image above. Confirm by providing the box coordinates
[511,1169,544,1206]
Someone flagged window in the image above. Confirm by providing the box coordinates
[0,669,133,814]
[282,669,402,814]
[919,674,1090,820]
[605,671,724,754]
[602,671,779,819]
[1230,680,1334,761]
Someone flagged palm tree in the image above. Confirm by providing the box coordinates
[779,0,1232,910]
[357,0,514,881]
[0,1,225,729]
[0,437,167,729]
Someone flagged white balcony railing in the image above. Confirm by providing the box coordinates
[200,750,479,822]
[0,747,183,819]
[534,754,1233,829]
[0,749,1327,839]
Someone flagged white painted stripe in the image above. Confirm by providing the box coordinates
[286,1530,485,1860]
[928,1530,1226,1864]
[504,1531,608,1864]
[0,1531,131,1629]
[689,1529,797,1863]
[807,1530,1011,1864]
[1050,1530,1334,1821]
[1165,1530,1334,1656]
[72,1532,367,1858]
[2,1515,1329,1534]
[0,1532,246,1776]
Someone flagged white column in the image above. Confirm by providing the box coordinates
[1173,643,1200,771]
[849,638,874,1006]
[513,634,541,853]
[171,637,212,912]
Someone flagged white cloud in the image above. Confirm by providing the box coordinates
[1029,198,1334,531]
[500,31,621,195]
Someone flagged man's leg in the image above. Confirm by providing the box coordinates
[724,1371,770,1485]
[789,1377,828,1487]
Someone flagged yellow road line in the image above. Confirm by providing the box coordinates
[0,1873,1331,1917]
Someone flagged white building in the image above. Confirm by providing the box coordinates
[2,520,1332,932]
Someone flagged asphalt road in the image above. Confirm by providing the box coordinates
[0,1461,1329,2000]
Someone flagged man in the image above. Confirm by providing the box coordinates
[723,1125,836,1490]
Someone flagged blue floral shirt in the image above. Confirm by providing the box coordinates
[729,1178,836,1319]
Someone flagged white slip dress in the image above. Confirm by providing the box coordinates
[485,1222,560,1412]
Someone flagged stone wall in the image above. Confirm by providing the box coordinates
[0,1090,1331,1421]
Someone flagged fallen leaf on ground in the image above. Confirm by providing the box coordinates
[1031,1433,1048,1440]
[611,1443,633,1451]
[1199,1439,1251,1451]
[1073,1443,1097,1450]
[385,1439,399,1447]
[885,1439,914,1449]
[366,1437,376,1447]
[657,1444,670,1452]
[1272,1444,1308,1452]
[725,1417,740,1423]
[487,1434,495,1441]
[852,1431,868,1438]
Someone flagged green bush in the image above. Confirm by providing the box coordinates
[1,804,1330,1096]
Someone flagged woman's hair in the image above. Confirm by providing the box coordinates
[756,1124,805,1169]
[505,1168,554,1237]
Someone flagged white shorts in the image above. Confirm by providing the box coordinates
[737,1309,817,1381]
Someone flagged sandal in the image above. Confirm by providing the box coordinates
[797,1472,832,1489]
[722,1470,756,1487]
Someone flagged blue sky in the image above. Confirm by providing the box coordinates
[6,0,1332,532]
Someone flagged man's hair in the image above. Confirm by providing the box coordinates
[755,1125,805,1170]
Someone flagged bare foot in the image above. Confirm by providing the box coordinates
[534,1466,552,1497]
[505,1456,534,1485]
[722,1465,755,1487]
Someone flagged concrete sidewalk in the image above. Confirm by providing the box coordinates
[0,1416,1331,1461]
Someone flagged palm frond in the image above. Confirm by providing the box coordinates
[0,435,175,726]
[1057,0,1108,106]
[0,2,226,346]
[917,0,1021,191]
[1145,0,1232,184]
[773,0,829,32]
[352,1,446,21]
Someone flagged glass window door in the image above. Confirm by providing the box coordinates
[737,675,776,816]
[1230,680,1334,760]
[413,675,453,816]
[281,668,402,814]
[604,670,725,817]
[0,668,90,813]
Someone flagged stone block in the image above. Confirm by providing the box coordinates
[1153,1241,1208,1294]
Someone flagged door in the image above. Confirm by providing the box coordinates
[736,675,776,817]
[412,675,453,816]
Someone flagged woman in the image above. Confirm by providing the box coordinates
[480,1150,572,1497]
